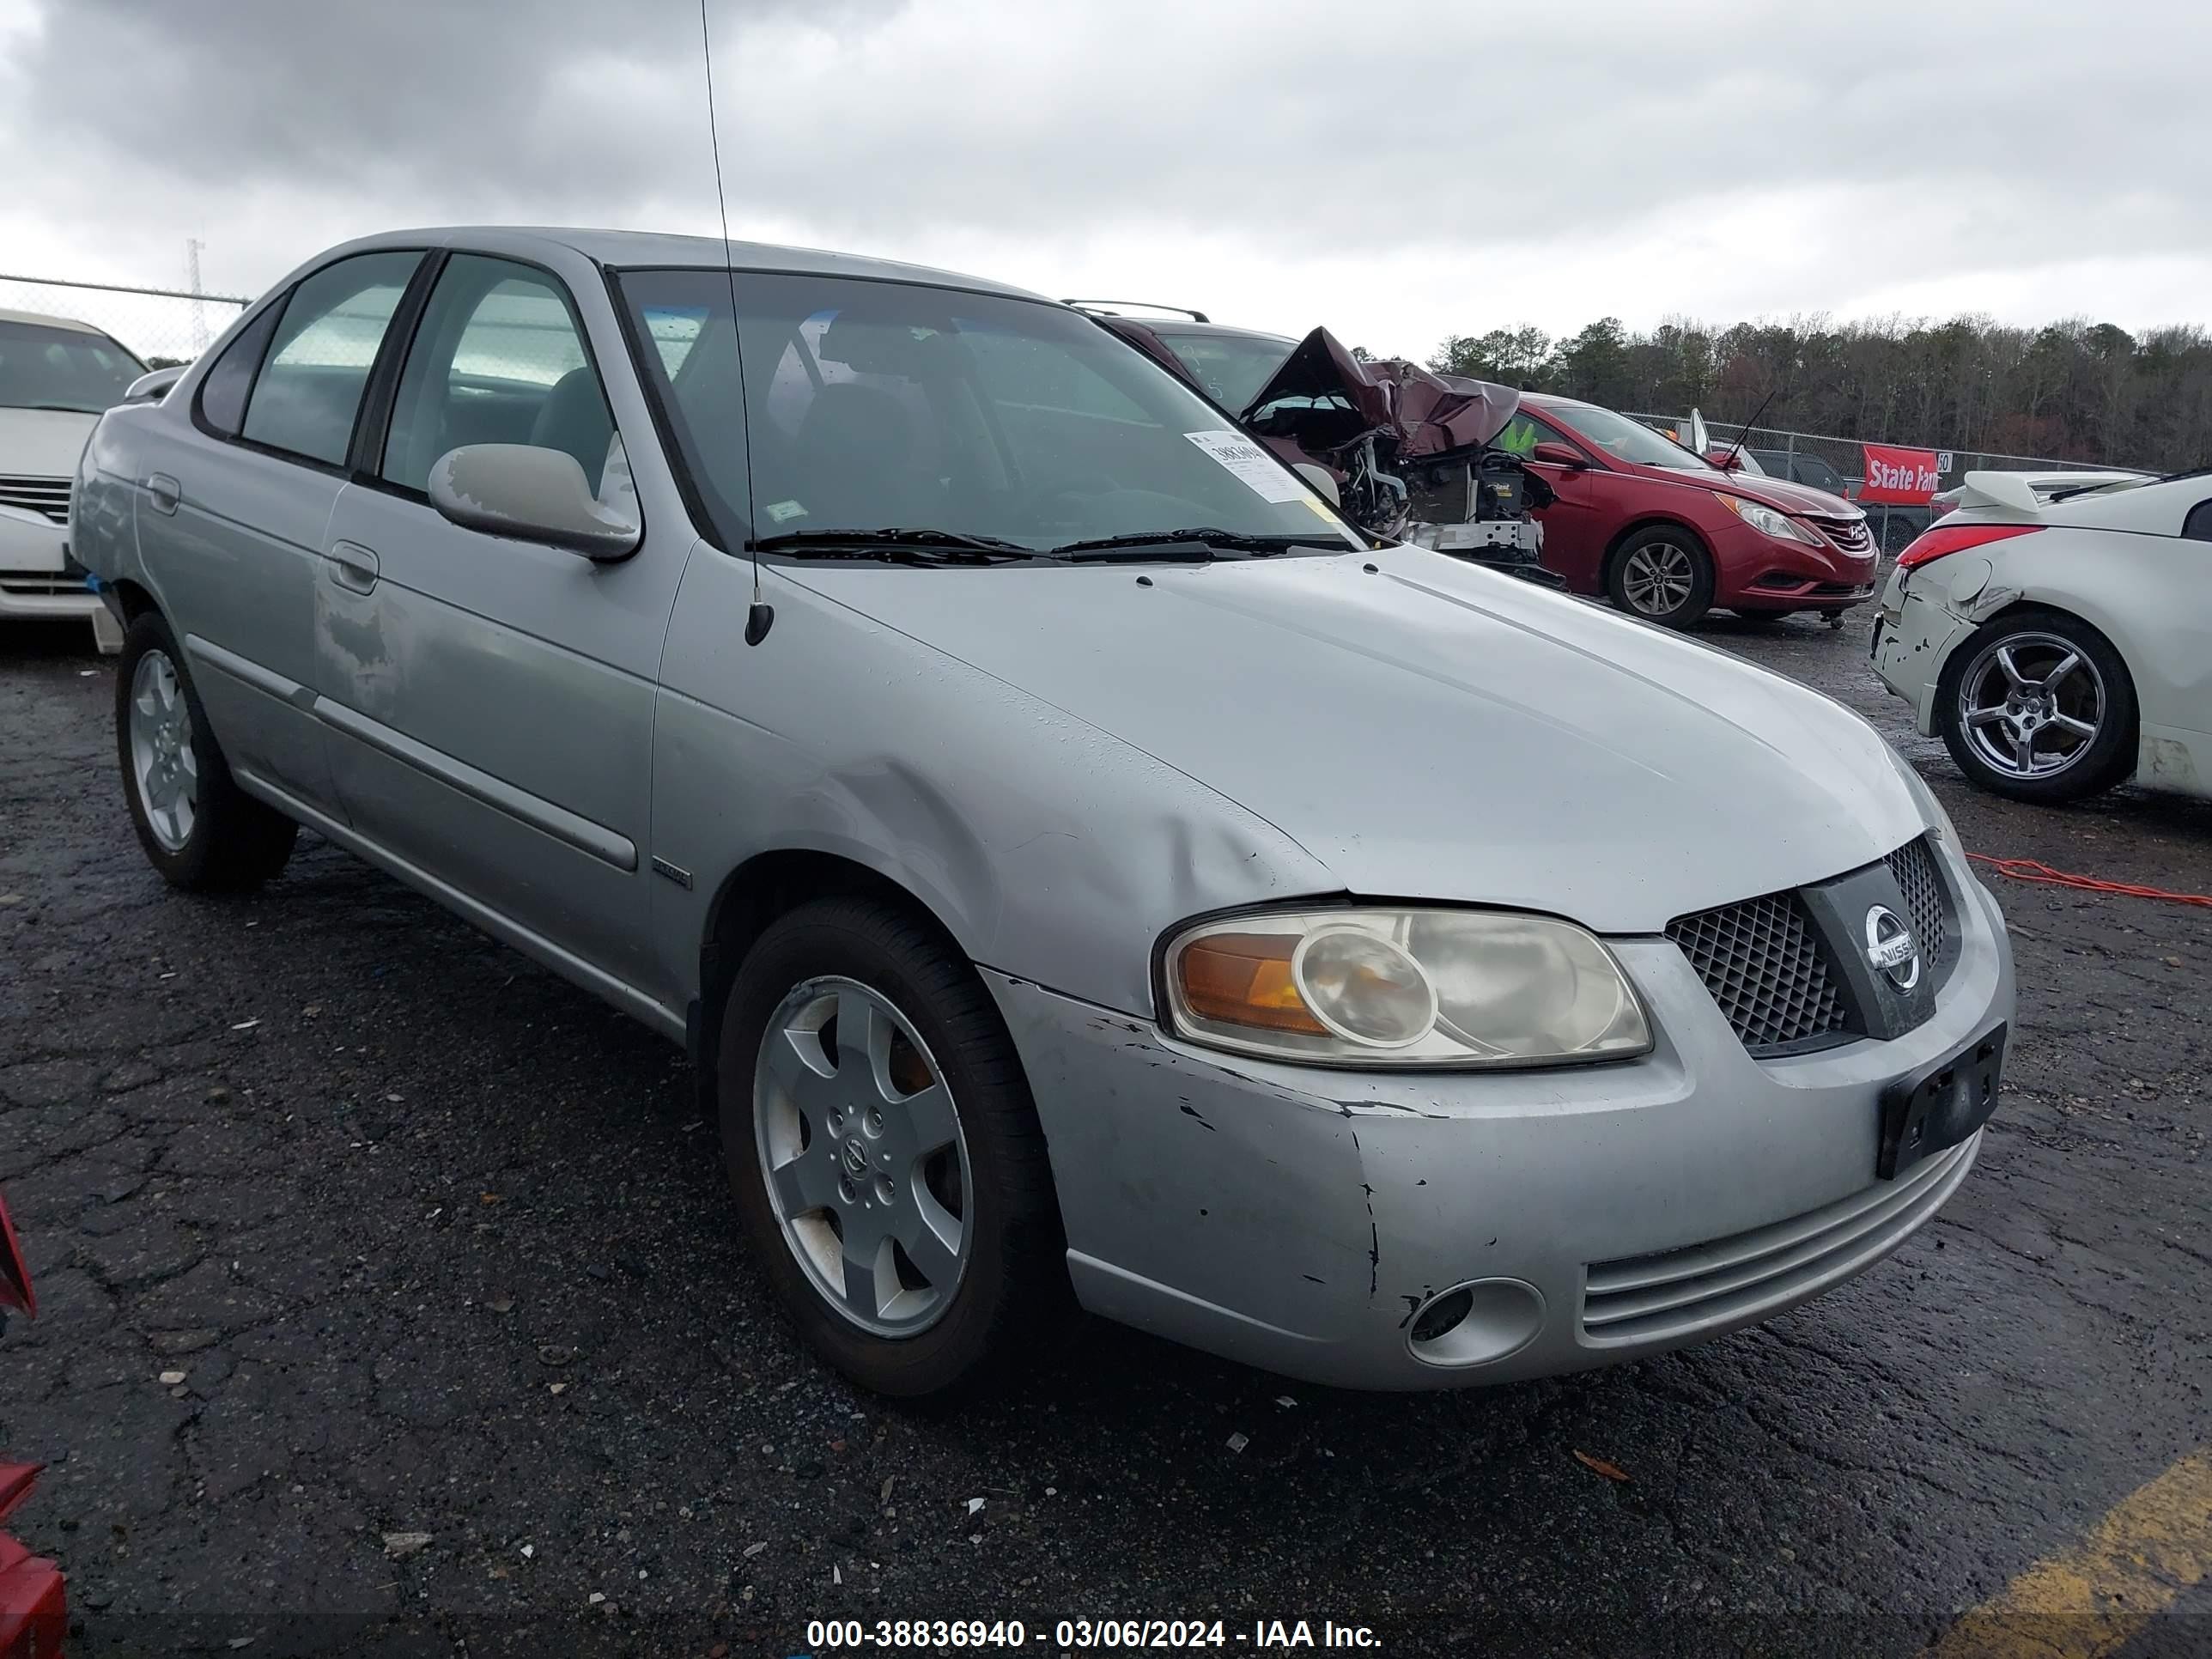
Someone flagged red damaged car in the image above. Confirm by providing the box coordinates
[1499,394,1879,629]
[0,1193,64,1658]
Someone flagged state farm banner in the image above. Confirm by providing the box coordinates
[1860,443,1942,504]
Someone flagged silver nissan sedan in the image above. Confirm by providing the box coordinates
[71,228,2014,1396]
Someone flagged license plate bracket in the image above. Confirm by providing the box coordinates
[1877,1023,2006,1181]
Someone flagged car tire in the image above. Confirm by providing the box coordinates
[114,611,299,891]
[1936,607,2137,804]
[718,896,1070,1399]
[1606,526,1715,628]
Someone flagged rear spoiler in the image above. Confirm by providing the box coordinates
[1948,471,2045,517]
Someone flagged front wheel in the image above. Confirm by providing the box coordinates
[114,611,298,890]
[1936,608,2137,803]
[718,897,1069,1398]
[1607,527,1715,628]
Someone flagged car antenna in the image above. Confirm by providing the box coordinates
[1716,383,1781,476]
[699,0,774,647]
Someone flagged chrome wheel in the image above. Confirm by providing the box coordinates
[129,649,198,853]
[1620,541,1696,615]
[752,977,972,1338]
[1957,630,2105,780]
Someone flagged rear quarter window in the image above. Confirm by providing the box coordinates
[195,304,283,437]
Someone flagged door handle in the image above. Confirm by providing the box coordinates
[327,540,380,594]
[145,474,180,515]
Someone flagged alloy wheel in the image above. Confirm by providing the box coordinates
[1957,630,2105,780]
[752,977,973,1337]
[1620,542,1696,616]
[129,649,199,852]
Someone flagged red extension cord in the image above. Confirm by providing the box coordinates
[1967,853,2212,909]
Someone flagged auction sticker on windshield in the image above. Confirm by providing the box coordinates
[1185,430,1308,503]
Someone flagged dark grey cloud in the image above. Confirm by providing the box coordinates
[3,0,2209,343]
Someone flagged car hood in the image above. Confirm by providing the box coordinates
[1711,471,1860,519]
[0,407,99,479]
[790,545,1923,933]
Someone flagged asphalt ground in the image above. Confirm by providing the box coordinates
[2,601,2208,1658]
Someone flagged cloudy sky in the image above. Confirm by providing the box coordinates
[3,0,2209,360]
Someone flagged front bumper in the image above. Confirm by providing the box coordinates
[0,511,100,623]
[1715,523,1879,612]
[991,845,2012,1390]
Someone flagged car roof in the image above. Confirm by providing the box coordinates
[0,307,107,333]
[1116,317,1296,345]
[343,226,1048,303]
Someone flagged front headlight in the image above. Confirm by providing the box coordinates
[1163,908,1651,1068]
[1714,493,1822,545]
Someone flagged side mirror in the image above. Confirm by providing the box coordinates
[1706,447,1745,471]
[1530,441,1587,470]
[125,366,185,404]
[1292,462,1341,506]
[428,443,640,562]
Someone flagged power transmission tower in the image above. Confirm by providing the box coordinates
[186,237,208,353]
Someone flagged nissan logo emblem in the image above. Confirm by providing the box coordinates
[1864,905,1920,992]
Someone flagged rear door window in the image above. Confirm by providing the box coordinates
[240,250,422,467]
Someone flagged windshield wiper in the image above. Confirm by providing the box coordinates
[1048,528,1322,561]
[750,528,1046,565]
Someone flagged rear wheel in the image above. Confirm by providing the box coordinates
[1607,526,1714,628]
[718,896,1069,1398]
[114,611,298,890]
[1936,608,2136,803]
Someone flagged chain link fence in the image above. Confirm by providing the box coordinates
[1,272,251,369]
[1625,413,2132,552]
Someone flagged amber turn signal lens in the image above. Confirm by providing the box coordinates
[1176,933,1328,1035]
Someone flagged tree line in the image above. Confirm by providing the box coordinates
[1425,314,2212,470]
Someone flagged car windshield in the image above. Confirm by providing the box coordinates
[617,270,1358,559]
[1555,403,1715,471]
[0,319,146,414]
[1152,329,1295,412]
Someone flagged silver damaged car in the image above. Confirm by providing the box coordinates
[72,228,2015,1396]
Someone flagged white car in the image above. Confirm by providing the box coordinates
[2,307,149,650]
[1872,469,2212,803]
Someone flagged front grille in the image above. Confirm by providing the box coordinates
[0,575,90,596]
[1885,836,1954,985]
[0,475,72,524]
[1666,890,1848,1052]
[1809,515,1873,555]
[1581,1138,1976,1344]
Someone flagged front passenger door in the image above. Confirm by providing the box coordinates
[313,252,684,1000]
[1501,412,1612,592]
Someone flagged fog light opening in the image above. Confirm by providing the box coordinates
[1410,1286,1474,1346]
[1404,1278,1546,1369]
